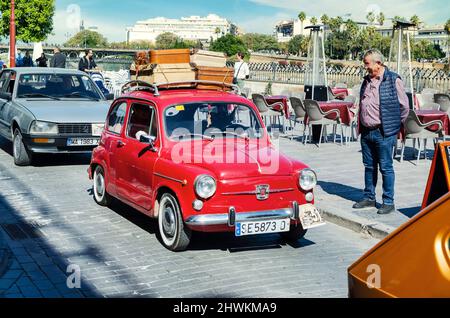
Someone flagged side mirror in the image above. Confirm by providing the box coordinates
[0,92,12,101]
[105,93,115,101]
[139,134,157,150]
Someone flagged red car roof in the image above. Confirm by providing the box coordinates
[122,89,251,108]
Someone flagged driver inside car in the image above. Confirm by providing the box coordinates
[207,106,233,131]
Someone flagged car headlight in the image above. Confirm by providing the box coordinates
[299,169,317,191]
[29,121,58,135]
[195,175,217,199]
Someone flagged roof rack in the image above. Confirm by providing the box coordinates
[121,80,160,96]
[121,80,241,97]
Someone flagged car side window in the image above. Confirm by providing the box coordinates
[0,71,11,93]
[126,103,156,140]
[106,102,127,134]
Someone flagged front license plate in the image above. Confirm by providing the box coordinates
[235,219,290,237]
[67,138,99,146]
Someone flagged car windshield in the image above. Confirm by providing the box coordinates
[164,102,264,140]
[16,74,103,100]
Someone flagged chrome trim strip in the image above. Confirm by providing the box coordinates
[221,188,295,196]
[154,173,185,185]
[185,208,293,226]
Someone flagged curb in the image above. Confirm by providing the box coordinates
[318,207,393,240]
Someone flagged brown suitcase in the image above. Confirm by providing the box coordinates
[196,66,234,91]
[149,49,190,64]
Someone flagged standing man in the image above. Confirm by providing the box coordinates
[353,49,409,215]
[78,49,97,73]
[36,53,48,67]
[22,51,33,67]
[233,52,249,91]
[50,47,66,68]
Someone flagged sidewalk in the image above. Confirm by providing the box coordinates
[278,134,431,239]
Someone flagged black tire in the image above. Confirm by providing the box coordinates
[158,193,191,251]
[93,165,111,206]
[13,129,33,166]
[281,223,308,242]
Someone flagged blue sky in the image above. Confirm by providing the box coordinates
[49,0,449,44]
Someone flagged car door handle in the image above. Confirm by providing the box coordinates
[117,140,126,148]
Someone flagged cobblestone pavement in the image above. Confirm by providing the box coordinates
[0,138,378,298]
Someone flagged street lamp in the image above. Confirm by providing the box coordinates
[9,0,16,67]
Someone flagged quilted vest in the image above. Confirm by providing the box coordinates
[359,68,402,137]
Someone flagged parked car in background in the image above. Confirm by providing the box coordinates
[89,81,325,251]
[0,68,114,166]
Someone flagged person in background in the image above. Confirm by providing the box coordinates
[50,47,66,68]
[78,49,98,73]
[233,52,250,91]
[22,51,33,67]
[36,53,48,67]
[16,51,24,67]
[352,49,409,215]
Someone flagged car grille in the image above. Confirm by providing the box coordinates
[58,123,92,135]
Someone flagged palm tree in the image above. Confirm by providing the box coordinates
[445,19,450,65]
[377,12,385,26]
[311,16,318,25]
[410,15,421,29]
[320,14,330,26]
[366,11,376,25]
[298,11,307,31]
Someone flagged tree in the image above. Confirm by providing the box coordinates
[310,17,318,25]
[377,12,385,26]
[287,35,308,56]
[298,11,306,31]
[0,0,55,42]
[210,34,248,58]
[366,11,376,25]
[410,15,421,29]
[240,33,279,52]
[65,30,108,48]
[412,39,445,61]
[155,32,179,49]
[320,14,330,26]
[445,19,450,64]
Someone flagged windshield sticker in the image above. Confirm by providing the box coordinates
[175,105,185,111]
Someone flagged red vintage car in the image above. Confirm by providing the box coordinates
[88,81,324,251]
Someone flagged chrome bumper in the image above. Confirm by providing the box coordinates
[185,202,300,227]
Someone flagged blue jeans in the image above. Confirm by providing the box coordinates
[360,127,397,205]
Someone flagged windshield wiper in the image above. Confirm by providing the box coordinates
[21,93,60,100]
[171,133,214,141]
[62,92,100,101]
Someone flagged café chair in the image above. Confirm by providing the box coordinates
[252,93,286,133]
[400,111,443,165]
[303,99,343,147]
[434,94,450,113]
[288,97,306,141]
[419,102,441,111]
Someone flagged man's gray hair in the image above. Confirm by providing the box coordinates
[363,49,385,64]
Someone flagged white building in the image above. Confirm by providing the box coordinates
[126,14,238,44]
[274,18,314,42]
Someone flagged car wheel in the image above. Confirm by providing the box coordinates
[280,223,308,242]
[93,165,111,206]
[158,193,191,252]
[13,129,33,166]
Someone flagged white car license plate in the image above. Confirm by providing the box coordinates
[235,219,290,237]
[67,138,99,146]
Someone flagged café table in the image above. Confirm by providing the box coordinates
[399,109,450,140]
[331,87,349,100]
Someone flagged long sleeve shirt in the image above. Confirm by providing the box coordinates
[360,69,410,128]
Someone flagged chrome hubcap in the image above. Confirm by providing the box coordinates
[95,173,104,197]
[162,204,176,238]
[13,135,20,159]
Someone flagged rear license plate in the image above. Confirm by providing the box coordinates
[235,219,290,237]
[67,138,99,146]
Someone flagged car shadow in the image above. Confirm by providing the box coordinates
[398,206,422,218]
[87,187,316,252]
